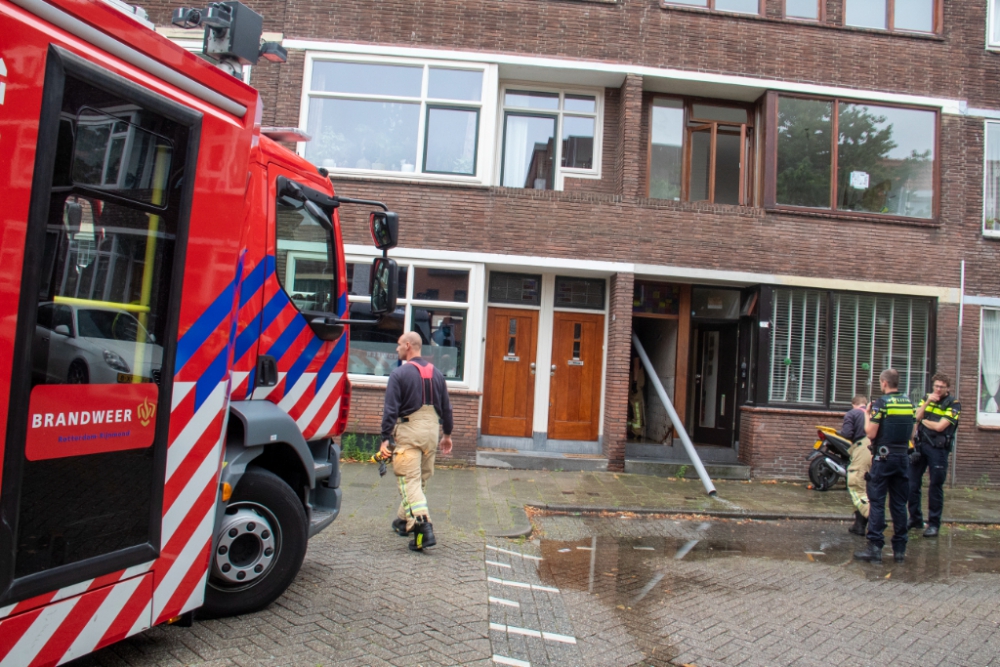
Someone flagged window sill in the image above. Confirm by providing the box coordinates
[765,206,940,228]
[323,169,487,189]
[983,228,1000,239]
[657,2,945,42]
[351,379,482,397]
[640,197,765,217]
[741,405,846,417]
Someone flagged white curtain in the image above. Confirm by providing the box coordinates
[502,117,529,188]
[982,309,1000,413]
[986,125,1000,231]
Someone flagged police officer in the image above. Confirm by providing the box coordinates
[907,373,960,538]
[854,369,915,564]
[380,332,454,551]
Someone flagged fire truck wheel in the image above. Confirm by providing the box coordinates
[201,468,307,617]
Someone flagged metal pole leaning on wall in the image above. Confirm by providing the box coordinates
[951,260,965,489]
[632,332,717,496]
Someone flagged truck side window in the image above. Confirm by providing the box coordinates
[275,195,335,314]
[7,61,194,584]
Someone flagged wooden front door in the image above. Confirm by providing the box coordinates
[482,308,538,437]
[548,312,604,441]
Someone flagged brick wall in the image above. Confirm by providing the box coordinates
[344,383,481,465]
[603,272,634,470]
[739,406,846,480]
[143,0,1000,110]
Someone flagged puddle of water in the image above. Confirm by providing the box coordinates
[533,517,1000,665]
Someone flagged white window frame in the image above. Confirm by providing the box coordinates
[283,250,328,297]
[984,121,1000,238]
[345,253,484,390]
[495,82,604,191]
[299,52,498,185]
[989,0,1000,49]
[979,307,1000,426]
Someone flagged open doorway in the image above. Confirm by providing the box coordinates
[630,317,679,444]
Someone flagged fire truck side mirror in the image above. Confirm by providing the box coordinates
[369,211,399,251]
[370,257,399,315]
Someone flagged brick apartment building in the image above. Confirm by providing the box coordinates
[148,0,1000,483]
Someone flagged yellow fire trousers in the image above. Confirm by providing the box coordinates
[847,438,872,518]
[392,404,439,531]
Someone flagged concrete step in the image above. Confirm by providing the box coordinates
[626,442,740,463]
[625,457,751,480]
[477,449,607,472]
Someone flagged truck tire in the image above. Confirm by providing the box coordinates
[201,468,308,618]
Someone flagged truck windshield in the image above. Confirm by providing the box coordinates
[275,194,335,313]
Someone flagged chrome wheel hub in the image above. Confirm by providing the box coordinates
[212,508,276,585]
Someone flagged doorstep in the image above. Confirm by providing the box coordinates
[476,448,608,472]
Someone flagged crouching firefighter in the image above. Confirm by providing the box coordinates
[380,332,454,551]
[855,369,916,564]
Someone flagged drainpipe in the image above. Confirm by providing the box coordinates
[632,332,717,496]
[951,260,964,489]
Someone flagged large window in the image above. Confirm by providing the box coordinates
[499,87,602,190]
[768,288,932,407]
[991,0,1000,48]
[346,261,470,380]
[303,57,486,178]
[662,0,761,15]
[843,0,939,33]
[981,309,1000,426]
[984,122,1000,236]
[649,98,753,205]
[771,94,937,220]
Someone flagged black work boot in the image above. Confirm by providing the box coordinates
[392,518,410,537]
[893,550,906,563]
[854,542,883,563]
[923,524,940,538]
[408,518,436,551]
[907,519,924,531]
[848,511,866,536]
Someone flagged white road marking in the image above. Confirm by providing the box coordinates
[487,545,542,561]
[493,656,530,667]
[633,546,655,551]
[490,623,578,645]
[487,577,559,593]
[488,596,520,608]
[576,546,593,551]
[486,560,512,569]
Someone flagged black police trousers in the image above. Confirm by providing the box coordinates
[866,453,910,552]
[908,444,949,528]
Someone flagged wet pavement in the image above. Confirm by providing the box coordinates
[71,465,1000,666]
[527,513,1000,666]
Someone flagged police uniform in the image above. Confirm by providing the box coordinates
[860,392,916,561]
[908,393,960,535]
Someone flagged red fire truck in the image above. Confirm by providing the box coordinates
[0,0,399,663]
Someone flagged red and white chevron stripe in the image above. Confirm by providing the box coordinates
[253,371,344,441]
[0,378,229,667]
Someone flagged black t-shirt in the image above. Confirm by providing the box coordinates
[381,357,453,438]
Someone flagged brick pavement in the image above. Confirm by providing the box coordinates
[71,464,1000,667]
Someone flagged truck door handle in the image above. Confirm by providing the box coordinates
[256,355,278,387]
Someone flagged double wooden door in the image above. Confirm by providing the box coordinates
[482,309,604,442]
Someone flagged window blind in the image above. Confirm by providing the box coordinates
[769,288,827,404]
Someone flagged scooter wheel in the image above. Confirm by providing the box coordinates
[808,457,838,491]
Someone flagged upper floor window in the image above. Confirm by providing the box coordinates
[649,97,753,205]
[844,0,939,34]
[984,122,1000,236]
[662,0,761,15]
[990,0,1000,47]
[784,0,821,20]
[768,93,937,220]
[303,56,487,179]
[499,87,602,190]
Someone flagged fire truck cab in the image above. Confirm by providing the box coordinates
[0,0,399,663]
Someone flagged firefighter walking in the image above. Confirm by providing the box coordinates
[380,332,454,551]
[855,369,916,564]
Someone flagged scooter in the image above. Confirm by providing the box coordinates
[807,426,853,491]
